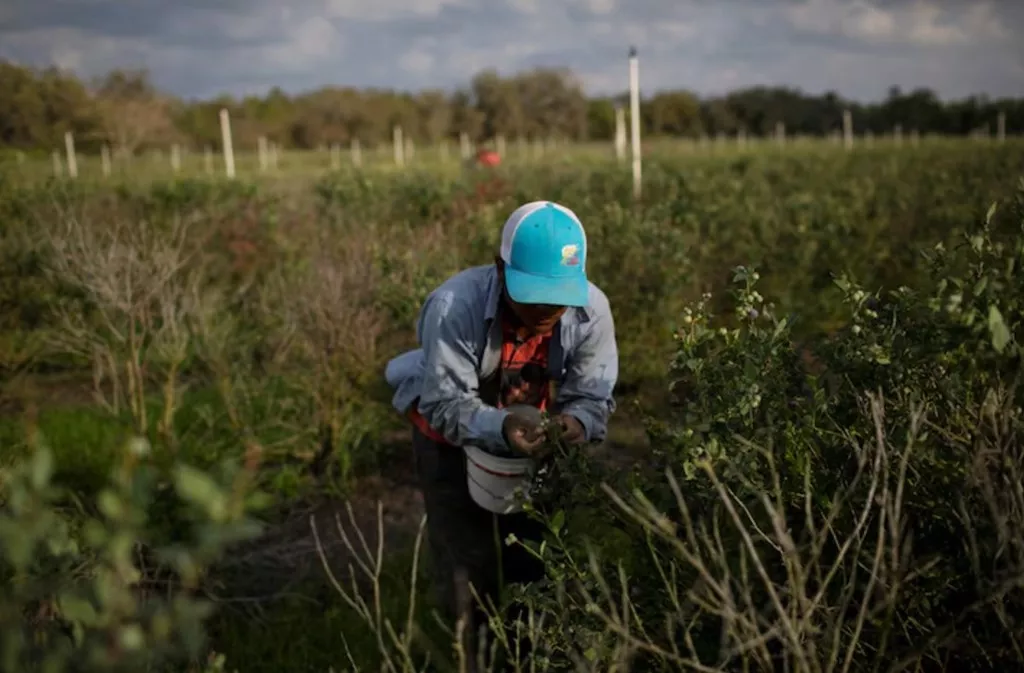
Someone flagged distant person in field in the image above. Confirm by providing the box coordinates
[384,200,618,650]
[463,146,501,172]
[476,147,501,167]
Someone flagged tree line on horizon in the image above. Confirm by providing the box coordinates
[1,59,1021,156]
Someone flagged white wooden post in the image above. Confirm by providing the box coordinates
[843,110,853,150]
[64,131,78,179]
[997,112,1006,143]
[496,134,506,157]
[258,136,268,172]
[101,144,111,177]
[52,150,63,177]
[614,106,626,161]
[459,131,471,159]
[393,126,405,166]
[628,46,642,199]
[170,144,181,173]
[351,138,362,167]
[219,109,235,178]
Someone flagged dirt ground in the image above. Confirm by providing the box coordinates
[214,418,651,604]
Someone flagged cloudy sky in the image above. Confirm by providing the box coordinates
[1,0,1022,102]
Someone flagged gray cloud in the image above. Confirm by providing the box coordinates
[0,0,1020,101]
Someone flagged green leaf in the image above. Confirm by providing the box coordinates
[58,595,100,628]
[119,624,146,651]
[174,465,224,511]
[985,201,998,226]
[549,509,565,535]
[30,448,53,490]
[98,490,123,521]
[988,305,1011,353]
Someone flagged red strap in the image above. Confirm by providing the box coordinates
[408,408,452,446]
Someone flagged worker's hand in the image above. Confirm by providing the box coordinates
[503,413,548,458]
[548,414,587,445]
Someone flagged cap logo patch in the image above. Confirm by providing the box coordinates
[561,244,580,266]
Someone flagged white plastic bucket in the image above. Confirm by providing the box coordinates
[464,445,535,514]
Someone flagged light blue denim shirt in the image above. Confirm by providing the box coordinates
[385,264,618,454]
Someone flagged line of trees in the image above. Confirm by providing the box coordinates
[1,59,1021,155]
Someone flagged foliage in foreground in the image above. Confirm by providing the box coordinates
[0,432,264,672]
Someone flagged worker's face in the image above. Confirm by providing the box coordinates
[496,258,567,335]
[505,294,567,335]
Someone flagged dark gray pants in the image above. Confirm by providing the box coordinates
[412,428,546,662]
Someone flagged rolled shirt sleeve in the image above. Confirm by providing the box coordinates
[414,288,511,452]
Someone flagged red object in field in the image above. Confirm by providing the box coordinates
[477,149,501,167]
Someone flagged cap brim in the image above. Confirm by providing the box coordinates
[504,266,589,307]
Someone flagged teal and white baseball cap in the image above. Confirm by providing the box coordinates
[499,201,589,307]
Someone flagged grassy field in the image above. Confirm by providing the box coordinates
[3,133,979,185]
[1,139,1024,672]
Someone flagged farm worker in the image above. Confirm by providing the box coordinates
[464,147,501,173]
[384,200,618,647]
[476,147,501,167]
